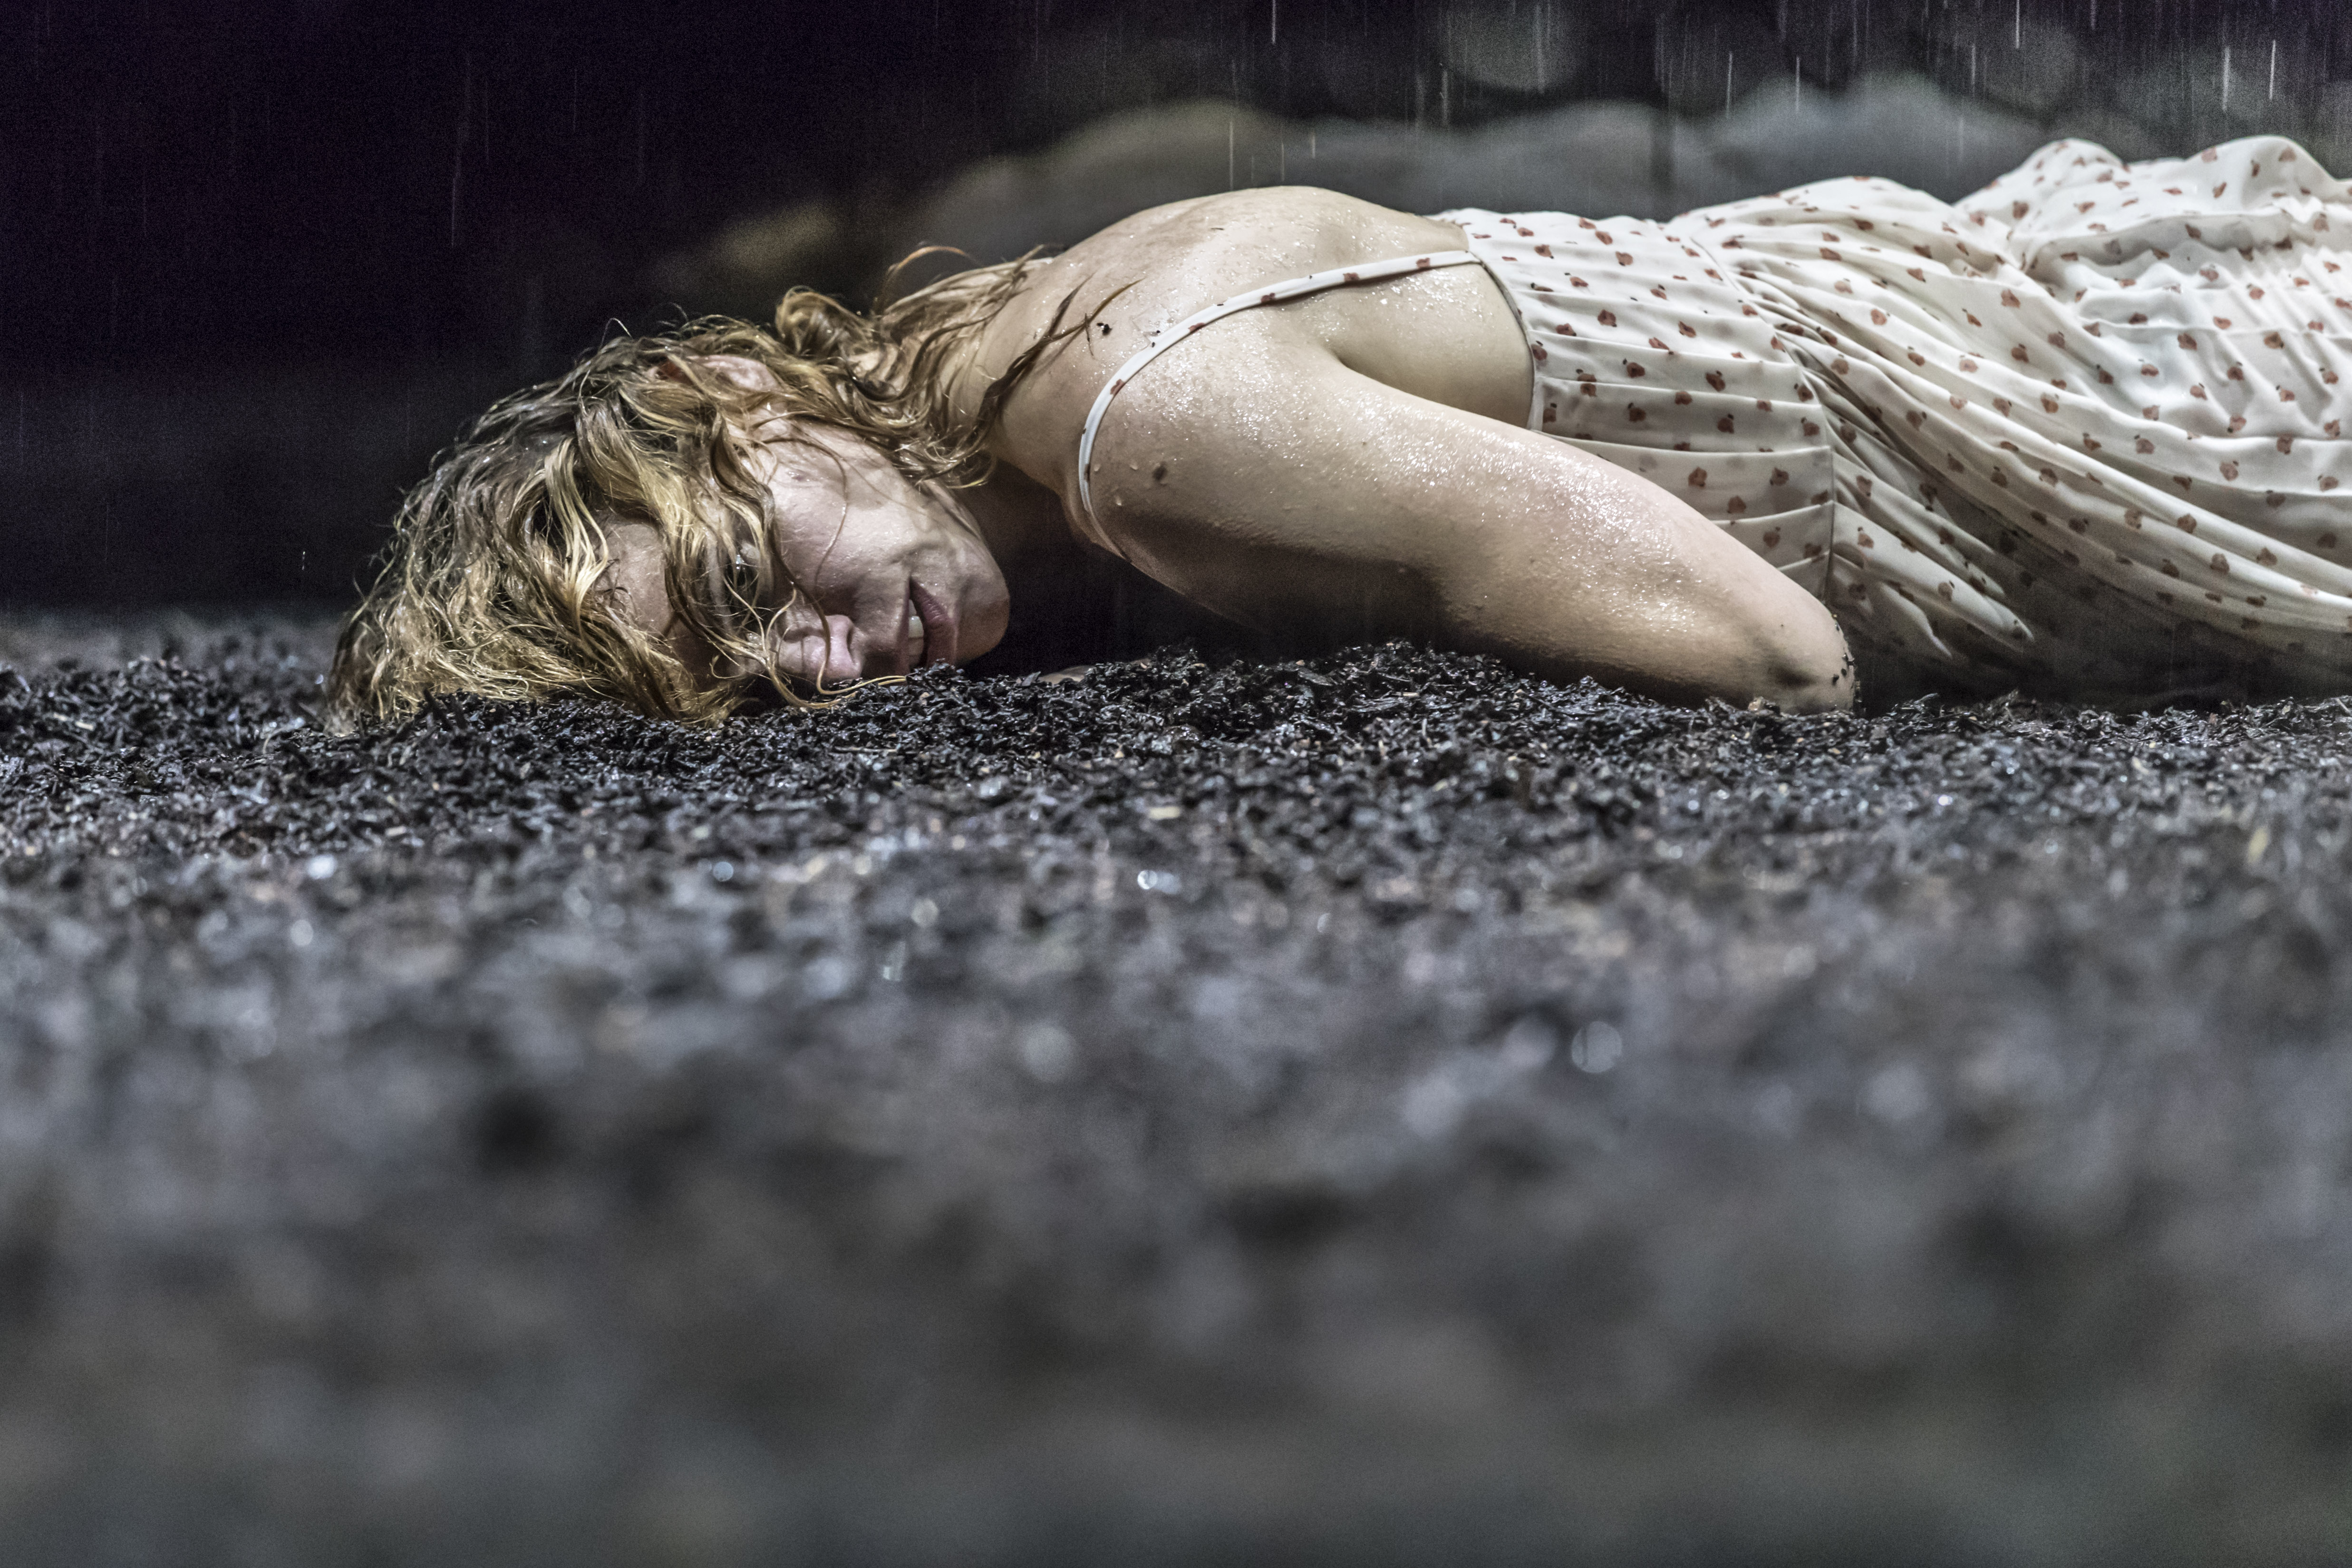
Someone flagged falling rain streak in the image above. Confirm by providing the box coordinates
[450,55,470,248]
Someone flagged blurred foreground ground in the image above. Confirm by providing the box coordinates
[3,613,2351,1564]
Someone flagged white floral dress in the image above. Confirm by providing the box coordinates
[1443,133,2352,700]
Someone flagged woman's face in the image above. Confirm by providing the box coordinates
[606,355,1010,691]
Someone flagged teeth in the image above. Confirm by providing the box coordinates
[905,605,926,659]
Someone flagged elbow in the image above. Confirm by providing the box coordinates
[1745,598,1854,713]
[1759,660,1854,715]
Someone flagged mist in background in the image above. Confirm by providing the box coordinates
[7,0,2351,609]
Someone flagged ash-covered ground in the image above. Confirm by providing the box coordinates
[4,610,2352,1566]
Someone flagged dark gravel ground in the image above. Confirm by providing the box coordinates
[5,610,2352,1566]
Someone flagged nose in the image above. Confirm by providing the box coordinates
[768,612,865,691]
[820,615,863,687]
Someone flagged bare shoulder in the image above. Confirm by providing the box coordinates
[948,187,1852,710]
[968,189,1474,480]
[977,188,1462,363]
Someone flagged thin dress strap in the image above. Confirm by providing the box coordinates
[1072,250,1482,555]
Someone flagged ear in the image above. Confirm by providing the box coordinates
[659,353,780,394]
[596,521,676,637]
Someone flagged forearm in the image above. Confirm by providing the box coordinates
[1430,447,1855,710]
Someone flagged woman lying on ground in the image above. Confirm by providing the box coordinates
[330,133,2352,725]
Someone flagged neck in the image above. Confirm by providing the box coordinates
[936,323,998,440]
[923,257,1066,448]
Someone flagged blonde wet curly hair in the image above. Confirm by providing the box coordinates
[328,252,1064,727]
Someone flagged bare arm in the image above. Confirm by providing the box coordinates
[1081,333,1854,711]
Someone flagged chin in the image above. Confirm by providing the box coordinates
[958,593,1012,665]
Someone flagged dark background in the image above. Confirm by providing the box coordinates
[7,0,2352,608]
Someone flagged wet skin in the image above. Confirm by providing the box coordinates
[607,387,1012,690]
[615,186,1854,710]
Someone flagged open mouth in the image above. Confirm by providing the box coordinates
[901,599,926,666]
